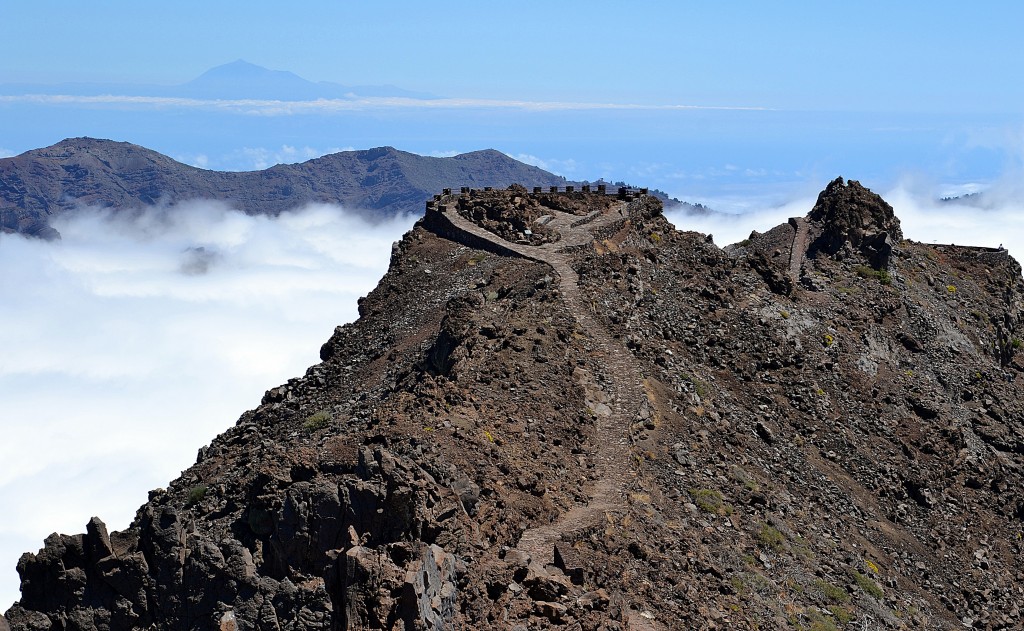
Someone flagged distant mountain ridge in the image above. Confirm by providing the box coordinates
[0,60,436,101]
[0,138,570,239]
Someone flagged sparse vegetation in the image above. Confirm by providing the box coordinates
[757,524,784,550]
[681,374,709,399]
[814,579,851,604]
[828,605,853,625]
[806,613,840,631]
[302,410,332,432]
[186,484,208,507]
[852,570,883,599]
[689,488,730,514]
[854,265,892,285]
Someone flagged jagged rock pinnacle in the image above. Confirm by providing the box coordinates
[807,177,902,268]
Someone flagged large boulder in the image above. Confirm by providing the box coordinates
[807,177,902,268]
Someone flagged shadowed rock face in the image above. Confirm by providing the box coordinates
[5,183,1024,630]
[808,177,903,268]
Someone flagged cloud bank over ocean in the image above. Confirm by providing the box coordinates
[667,183,1023,258]
[0,203,415,608]
[0,93,770,116]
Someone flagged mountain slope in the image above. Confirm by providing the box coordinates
[0,138,568,239]
[5,181,1023,630]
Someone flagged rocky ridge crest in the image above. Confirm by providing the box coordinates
[5,181,1024,630]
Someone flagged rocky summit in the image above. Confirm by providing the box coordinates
[5,179,1024,630]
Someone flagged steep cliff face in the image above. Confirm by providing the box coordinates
[6,182,1024,630]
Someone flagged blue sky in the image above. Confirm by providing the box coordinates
[2,1,1022,112]
[2,1,1023,206]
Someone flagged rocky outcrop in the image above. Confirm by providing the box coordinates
[7,443,479,630]
[807,176,903,268]
[7,183,1024,629]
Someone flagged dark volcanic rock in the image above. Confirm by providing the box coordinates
[0,138,570,239]
[7,182,1024,630]
[808,176,903,269]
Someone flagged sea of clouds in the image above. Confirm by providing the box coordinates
[2,184,1021,609]
[0,202,416,608]
[667,180,1024,257]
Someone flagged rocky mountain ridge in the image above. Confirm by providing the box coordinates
[0,138,570,239]
[5,179,1023,630]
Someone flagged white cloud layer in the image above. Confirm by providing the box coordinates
[511,153,578,178]
[666,183,1024,260]
[175,145,356,172]
[0,202,415,609]
[0,93,768,115]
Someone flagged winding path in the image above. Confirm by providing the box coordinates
[428,196,646,564]
[788,217,810,282]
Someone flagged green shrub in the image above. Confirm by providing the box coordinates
[854,265,891,285]
[186,484,208,507]
[808,615,839,631]
[689,488,727,514]
[852,570,883,599]
[681,374,709,399]
[303,410,332,432]
[757,524,784,550]
[814,579,851,604]
[828,605,853,624]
